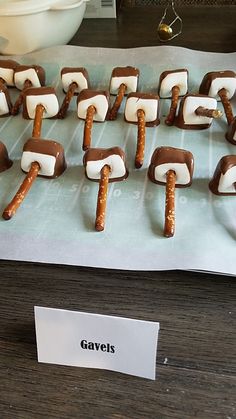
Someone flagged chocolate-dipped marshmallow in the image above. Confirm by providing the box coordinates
[226,117,236,145]
[199,70,236,125]
[11,65,45,115]
[0,142,13,172]
[109,66,140,120]
[77,89,109,151]
[83,147,128,231]
[58,67,89,119]
[124,92,160,168]
[158,69,188,126]
[148,146,194,237]
[0,83,12,116]
[2,138,66,220]
[0,60,19,87]
[209,155,236,195]
[176,93,222,130]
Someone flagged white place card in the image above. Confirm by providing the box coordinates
[34,306,160,380]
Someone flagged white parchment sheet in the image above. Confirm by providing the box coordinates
[0,46,235,274]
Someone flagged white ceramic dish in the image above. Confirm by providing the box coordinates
[0,0,88,55]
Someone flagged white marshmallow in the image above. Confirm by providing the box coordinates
[159,71,188,98]
[21,151,56,177]
[125,97,158,123]
[26,94,59,119]
[77,95,108,122]
[0,67,14,86]
[154,162,191,185]
[86,155,126,180]
[110,76,138,95]
[62,72,88,94]
[0,91,10,116]
[14,69,41,90]
[218,166,236,193]
[208,77,236,100]
[182,96,217,125]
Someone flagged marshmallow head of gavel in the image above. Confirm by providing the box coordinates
[109,66,140,95]
[176,93,221,130]
[209,155,236,195]
[0,59,19,86]
[14,65,45,91]
[124,92,160,126]
[61,67,89,94]
[77,89,110,122]
[22,87,59,119]
[0,141,13,172]
[0,83,12,116]
[199,70,236,100]
[158,68,188,98]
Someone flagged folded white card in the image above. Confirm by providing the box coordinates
[34,306,160,380]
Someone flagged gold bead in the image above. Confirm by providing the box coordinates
[157,23,173,41]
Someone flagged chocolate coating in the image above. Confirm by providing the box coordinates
[83,146,128,183]
[77,89,109,104]
[23,137,66,178]
[0,83,12,117]
[22,86,58,119]
[176,93,214,130]
[14,65,45,88]
[125,92,160,127]
[209,155,236,195]
[199,70,236,95]
[225,116,236,145]
[148,146,194,187]
[0,142,13,172]
[158,68,188,96]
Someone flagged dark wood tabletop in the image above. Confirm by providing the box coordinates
[1,6,236,419]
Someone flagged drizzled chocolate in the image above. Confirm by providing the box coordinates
[225,117,236,145]
[14,65,45,88]
[209,155,236,195]
[22,86,58,119]
[148,146,194,187]
[124,92,160,127]
[23,138,67,179]
[199,70,236,95]
[83,147,128,183]
[0,83,12,116]
[0,142,13,172]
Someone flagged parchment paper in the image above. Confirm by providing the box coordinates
[0,45,235,275]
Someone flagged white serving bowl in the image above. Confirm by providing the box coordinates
[0,0,88,55]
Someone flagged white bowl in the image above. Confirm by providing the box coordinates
[0,0,88,55]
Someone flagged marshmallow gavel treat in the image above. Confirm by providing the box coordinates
[199,71,236,125]
[0,141,13,172]
[23,87,59,138]
[209,155,236,195]
[109,66,140,120]
[2,138,66,220]
[57,67,89,119]
[83,147,128,231]
[148,146,194,238]
[124,92,160,168]
[77,89,109,151]
[158,69,188,126]
[176,93,222,130]
[0,60,19,114]
[226,117,236,145]
[11,65,45,115]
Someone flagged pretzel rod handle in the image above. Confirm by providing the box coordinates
[164,169,176,238]
[195,106,222,119]
[57,82,78,119]
[83,105,96,151]
[135,108,146,169]
[165,85,180,126]
[95,164,111,232]
[218,88,234,125]
[2,161,40,220]
[32,104,45,138]
[11,79,32,116]
[109,83,127,120]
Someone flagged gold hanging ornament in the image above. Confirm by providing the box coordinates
[157,0,182,42]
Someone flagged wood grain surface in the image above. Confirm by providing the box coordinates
[1,6,236,419]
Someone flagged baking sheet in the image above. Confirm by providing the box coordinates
[0,45,236,275]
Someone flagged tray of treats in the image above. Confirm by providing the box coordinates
[0,45,235,275]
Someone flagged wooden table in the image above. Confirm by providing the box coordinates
[0,6,236,419]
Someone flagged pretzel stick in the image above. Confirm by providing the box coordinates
[2,161,40,220]
[57,81,78,119]
[0,77,6,85]
[95,164,111,231]
[165,85,180,126]
[164,169,176,238]
[11,79,32,116]
[135,109,146,169]
[83,105,96,151]
[218,88,234,125]
[109,83,127,120]
[32,104,45,138]
[195,106,222,119]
